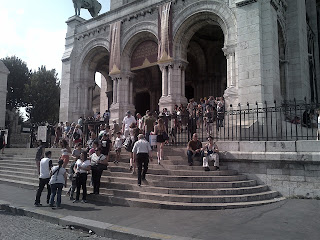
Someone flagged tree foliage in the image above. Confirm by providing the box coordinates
[25,66,60,125]
[1,56,31,110]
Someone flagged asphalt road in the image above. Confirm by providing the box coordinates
[0,210,114,240]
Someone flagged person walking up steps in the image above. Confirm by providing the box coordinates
[34,151,53,206]
[153,118,168,164]
[132,134,152,186]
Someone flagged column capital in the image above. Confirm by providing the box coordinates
[121,71,135,80]
[222,44,236,59]
[173,59,189,70]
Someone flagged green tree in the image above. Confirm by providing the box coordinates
[25,66,60,125]
[1,56,31,110]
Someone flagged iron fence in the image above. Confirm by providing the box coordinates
[81,99,320,146]
[167,100,320,145]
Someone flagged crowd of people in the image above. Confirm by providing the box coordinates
[33,96,225,208]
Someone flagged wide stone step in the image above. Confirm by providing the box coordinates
[86,194,286,210]
[108,165,237,176]
[0,159,229,172]
[91,183,268,196]
[100,179,257,189]
[106,172,247,182]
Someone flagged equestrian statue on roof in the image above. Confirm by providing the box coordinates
[73,0,102,18]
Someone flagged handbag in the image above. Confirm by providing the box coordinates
[162,132,169,141]
[91,155,108,171]
[123,137,132,151]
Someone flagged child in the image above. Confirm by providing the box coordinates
[114,131,124,164]
[67,159,77,200]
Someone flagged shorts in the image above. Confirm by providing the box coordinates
[156,135,165,143]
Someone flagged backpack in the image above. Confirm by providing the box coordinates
[73,131,80,140]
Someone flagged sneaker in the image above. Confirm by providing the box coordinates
[212,166,219,171]
[73,200,79,203]
[34,203,42,207]
[70,196,75,200]
[204,167,210,171]
[189,162,193,166]
[129,166,133,171]
[56,206,62,209]
[81,200,87,203]
[138,183,141,186]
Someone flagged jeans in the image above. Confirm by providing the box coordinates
[76,173,87,200]
[92,169,103,194]
[187,150,203,164]
[137,153,149,185]
[35,178,51,204]
[49,183,63,207]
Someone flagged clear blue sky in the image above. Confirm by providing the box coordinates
[0,0,110,80]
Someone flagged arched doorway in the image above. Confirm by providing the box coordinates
[80,46,111,118]
[185,24,226,101]
[135,91,151,115]
[129,39,161,114]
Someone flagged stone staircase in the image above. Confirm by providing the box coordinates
[0,147,285,210]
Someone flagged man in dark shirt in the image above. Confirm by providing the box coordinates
[187,133,202,166]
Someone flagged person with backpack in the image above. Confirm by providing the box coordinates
[34,151,53,206]
[49,159,67,209]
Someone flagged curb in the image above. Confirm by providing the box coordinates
[0,200,199,240]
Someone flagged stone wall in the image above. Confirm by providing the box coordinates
[218,140,320,198]
[0,60,9,129]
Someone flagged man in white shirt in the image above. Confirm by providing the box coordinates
[34,151,53,206]
[132,134,152,186]
[122,111,136,138]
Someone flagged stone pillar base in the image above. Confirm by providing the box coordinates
[110,103,135,125]
[224,86,238,109]
[159,95,188,113]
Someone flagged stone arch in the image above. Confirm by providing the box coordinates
[76,37,110,84]
[73,38,111,117]
[173,1,237,60]
[121,30,158,72]
[121,21,158,52]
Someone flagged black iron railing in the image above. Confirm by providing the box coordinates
[166,100,320,145]
[81,100,320,146]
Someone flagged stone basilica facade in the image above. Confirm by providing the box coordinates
[59,0,320,123]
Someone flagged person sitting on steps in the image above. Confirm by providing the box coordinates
[187,133,203,166]
[202,136,220,171]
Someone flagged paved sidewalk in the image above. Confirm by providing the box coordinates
[0,183,319,240]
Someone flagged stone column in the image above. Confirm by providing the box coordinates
[158,61,188,112]
[109,72,135,124]
[59,16,86,123]
[235,0,264,105]
[0,60,9,129]
[159,64,168,96]
[112,78,117,104]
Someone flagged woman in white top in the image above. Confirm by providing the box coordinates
[202,136,219,171]
[49,159,67,208]
[90,148,107,194]
[73,151,91,203]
